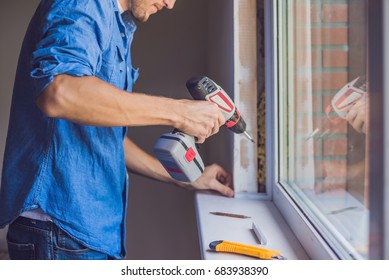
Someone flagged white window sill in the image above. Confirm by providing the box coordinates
[194,192,309,260]
[275,183,368,259]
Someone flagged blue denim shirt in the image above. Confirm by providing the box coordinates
[0,0,139,259]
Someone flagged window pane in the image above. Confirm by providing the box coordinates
[278,0,369,259]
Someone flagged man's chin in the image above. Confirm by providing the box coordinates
[131,11,151,23]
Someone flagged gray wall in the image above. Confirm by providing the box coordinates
[126,0,233,259]
[126,0,208,259]
[0,0,233,259]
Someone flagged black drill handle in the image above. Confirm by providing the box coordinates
[186,76,217,100]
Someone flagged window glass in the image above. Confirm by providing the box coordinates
[278,0,369,259]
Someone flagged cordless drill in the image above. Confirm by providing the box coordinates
[306,76,368,140]
[153,76,254,182]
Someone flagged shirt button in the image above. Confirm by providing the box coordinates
[121,32,125,38]
[127,67,130,72]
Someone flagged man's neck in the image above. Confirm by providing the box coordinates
[117,0,126,14]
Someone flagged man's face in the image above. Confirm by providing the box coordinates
[128,0,176,22]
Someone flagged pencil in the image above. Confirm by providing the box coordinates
[209,212,251,219]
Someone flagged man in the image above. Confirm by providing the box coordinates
[0,0,234,260]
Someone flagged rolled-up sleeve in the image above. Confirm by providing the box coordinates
[31,1,111,95]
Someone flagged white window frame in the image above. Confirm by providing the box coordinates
[232,0,262,197]
[265,0,389,259]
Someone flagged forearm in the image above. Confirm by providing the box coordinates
[37,74,225,143]
[123,137,234,197]
[123,137,181,186]
[36,74,180,127]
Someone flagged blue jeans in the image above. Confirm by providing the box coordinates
[6,216,114,260]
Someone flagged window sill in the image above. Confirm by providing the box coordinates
[194,192,309,260]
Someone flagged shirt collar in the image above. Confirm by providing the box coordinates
[121,12,137,34]
[114,0,137,34]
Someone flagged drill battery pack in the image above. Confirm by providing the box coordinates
[153,131,205,183]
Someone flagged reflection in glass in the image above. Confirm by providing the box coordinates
[278,0,369,258]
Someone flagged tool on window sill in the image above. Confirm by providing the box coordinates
[209,240,286,260]
[252,222,267,245]
[209,211,251,219]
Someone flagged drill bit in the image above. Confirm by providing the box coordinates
[243,131,255,143]
[305,127,320,141]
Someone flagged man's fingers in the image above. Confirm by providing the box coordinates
[361,123,366,134]
[346,107,357,123]
[179,100,226,142]
[352,117,364,133]
[211,121,220,136]
[208,164,234,196]
[209,180,234,197]
[218,110,225,127]
[208,109,224,137]
[218,173,232,187]
[212,165,232,185]
[196,135,205,144]
[346,100,368,134]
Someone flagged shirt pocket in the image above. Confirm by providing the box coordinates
[98,45,126,89]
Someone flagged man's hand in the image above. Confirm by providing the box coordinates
[178,164,234,197]
[346,99,368,134]
[174,100,225,143]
